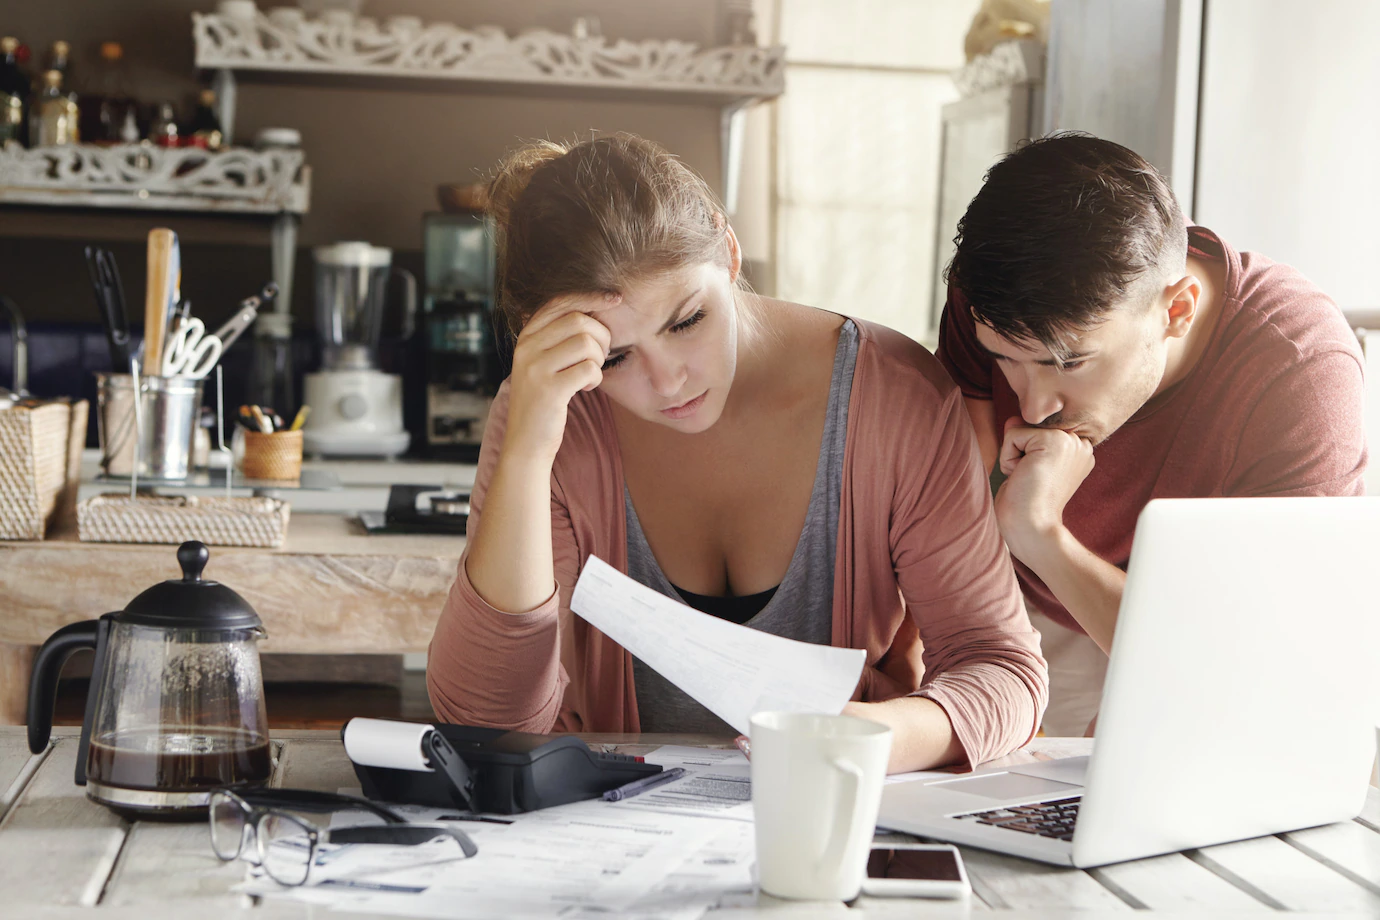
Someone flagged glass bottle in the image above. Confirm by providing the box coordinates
[185,88,224,151]
[46,40,71,82]
[32,70,79,146]
[0,37,28,147]
[79,41,135,144]
[149,101,179,148]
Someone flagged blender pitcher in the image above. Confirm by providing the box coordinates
[314,241,416,371]
[302,242,416,457]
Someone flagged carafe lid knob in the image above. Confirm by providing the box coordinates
[178,541,209,581]
[118,541,263,631]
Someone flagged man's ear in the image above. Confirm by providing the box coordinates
[724,222,743,283]
[1163,274,1203,339]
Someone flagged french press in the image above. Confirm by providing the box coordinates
[27,541,272,818]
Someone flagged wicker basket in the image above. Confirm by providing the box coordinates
[242,429,303,481]
[0,400,87,540]
[77,493,292,548]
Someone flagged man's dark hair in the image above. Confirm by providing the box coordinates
[946,132,1188,358]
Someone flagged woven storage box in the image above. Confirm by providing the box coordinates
[77,494,291,548]
[0,401,83,540]
[242,429,303,481]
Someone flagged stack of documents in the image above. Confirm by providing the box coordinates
[239,757,757,919]
[241,557,867,918]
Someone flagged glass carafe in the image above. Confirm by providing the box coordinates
[85,621,270,801]
[27,541,271,819]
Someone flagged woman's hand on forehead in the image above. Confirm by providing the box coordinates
[533,291,623,326]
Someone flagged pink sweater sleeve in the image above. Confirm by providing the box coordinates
[894,385,1049,767]
[426,383,574,732]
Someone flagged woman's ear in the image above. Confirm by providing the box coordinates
[724,222,743,283]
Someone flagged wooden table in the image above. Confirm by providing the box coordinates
[0,515,463,724]
[4,727,1379,917]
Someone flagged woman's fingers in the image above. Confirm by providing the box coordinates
[522,291,620,340]
[554,357,604,394]
[517,310,612,367]
[534,330,610,379]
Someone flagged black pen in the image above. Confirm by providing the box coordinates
[602,767,687,802]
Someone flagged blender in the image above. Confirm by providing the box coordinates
[302,242,416,457]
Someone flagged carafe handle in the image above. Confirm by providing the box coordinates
[27,619,101,754]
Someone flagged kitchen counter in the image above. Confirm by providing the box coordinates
[0,513,465,725]
[75,449,480,514]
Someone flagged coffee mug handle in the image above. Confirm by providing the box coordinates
[818,757,866,873]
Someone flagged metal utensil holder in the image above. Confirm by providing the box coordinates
[97,369,203,481]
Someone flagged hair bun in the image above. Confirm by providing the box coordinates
[487,140,569,229]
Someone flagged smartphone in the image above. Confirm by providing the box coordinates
[861,843,969,899]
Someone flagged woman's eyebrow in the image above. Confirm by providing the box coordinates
[657,288,703,333]
[608,288,704,355]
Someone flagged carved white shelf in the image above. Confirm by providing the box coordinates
[192,11,783,100]
[0,143,310,313]
[191,8,784,212]
[0,144,310,214]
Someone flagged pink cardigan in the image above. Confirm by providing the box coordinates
[428,319,1048,767]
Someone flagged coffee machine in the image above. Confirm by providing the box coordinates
[420,211,502,461]
[302,242,416,458]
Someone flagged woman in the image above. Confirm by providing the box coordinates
[428,134,1046,772]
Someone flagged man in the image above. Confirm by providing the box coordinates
[937,133,1366,734]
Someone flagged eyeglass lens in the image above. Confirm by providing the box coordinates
[209,792,249,862]
[259,812,315,887]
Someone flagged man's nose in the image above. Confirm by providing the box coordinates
[1020,377,1063,426]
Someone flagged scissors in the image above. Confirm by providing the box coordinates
[161,316,223,379]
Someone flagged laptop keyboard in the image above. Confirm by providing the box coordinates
[954,796,1082,841]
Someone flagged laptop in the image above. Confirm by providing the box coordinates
[878,497,1380,868]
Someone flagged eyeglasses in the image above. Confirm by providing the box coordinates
[210,787,478,887]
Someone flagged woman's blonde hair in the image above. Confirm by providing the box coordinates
[487,133,741,342]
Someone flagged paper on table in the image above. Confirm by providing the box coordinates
[570,555,866,734]
[240,797,726,919]
[608,745,754,821]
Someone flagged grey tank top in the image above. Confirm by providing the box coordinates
[625,320,859,733]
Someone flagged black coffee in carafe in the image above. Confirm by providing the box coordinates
[88,728,272,792]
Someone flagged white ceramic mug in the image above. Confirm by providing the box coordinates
[750,711,893,901]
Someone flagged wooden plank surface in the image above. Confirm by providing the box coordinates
[1089,851,1264,910]
[0,735,129,906]
[1280,818,1380,896]
[2,729,1373,917]
[99,820,254,908]
[0,724,40,802]
[957,845,1132,910]
[98,743,291,907]
[1194,832,1380,912]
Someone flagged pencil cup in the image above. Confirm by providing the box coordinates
[241,429,303,481]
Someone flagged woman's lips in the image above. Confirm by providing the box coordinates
[661,391,707,420]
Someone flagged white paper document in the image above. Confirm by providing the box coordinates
[609,745,754,821]
[239,797,738,919]
[570,555,866,734]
